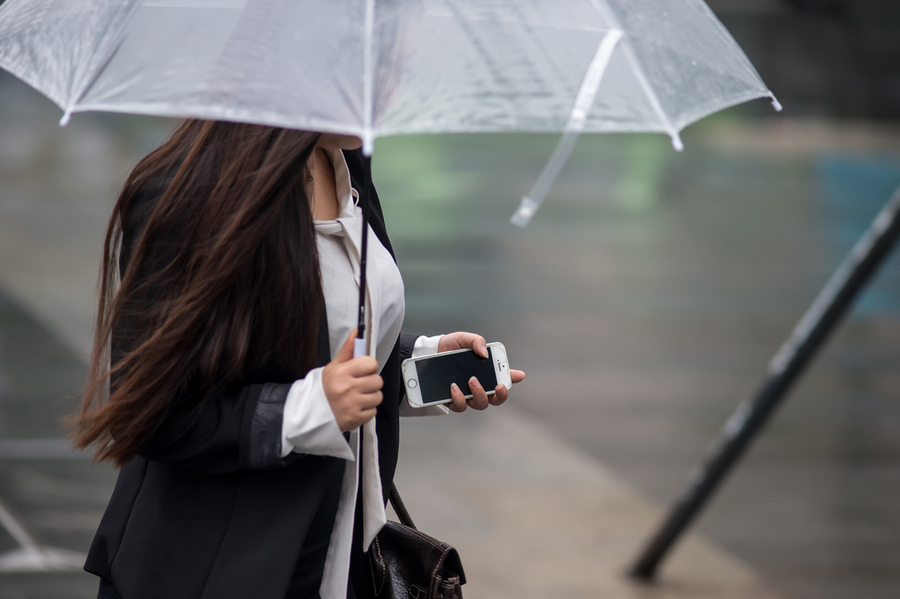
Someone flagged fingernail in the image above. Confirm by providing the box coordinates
[469,376,480,388]
[451,383,460,394]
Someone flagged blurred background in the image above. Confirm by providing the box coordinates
[0,0,897,598]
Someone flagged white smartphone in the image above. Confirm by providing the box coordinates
[402,342,512,408]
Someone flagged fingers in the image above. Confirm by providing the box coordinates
[341,355,379,377]
[323,331,383,431]
[472,336,488,359]
[331,373,382,396]
[437,332,488,358]
[511,369,525,384]
[329,331,378,378]
[335,329,358,363]
[330,384,383,431]
[352,388,383,410]
[449,376,509,413]
[466,377,490,410]
[342,402,380,431]
[449,383,468,413]
[490,384,508,406]
[325,372,383,401]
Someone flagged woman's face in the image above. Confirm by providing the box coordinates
[317,133,363,150]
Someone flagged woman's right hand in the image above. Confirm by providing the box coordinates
[322,330,383,432]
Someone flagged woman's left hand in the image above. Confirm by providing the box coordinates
[437,332,526,413]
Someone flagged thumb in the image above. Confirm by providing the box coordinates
[334,329,358,363]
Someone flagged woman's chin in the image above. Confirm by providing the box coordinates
[317,133,363,150]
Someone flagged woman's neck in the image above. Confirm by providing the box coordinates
[308,146,340,221]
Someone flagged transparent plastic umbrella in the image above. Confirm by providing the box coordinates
[0,0,779,223]
[0,0,778,356]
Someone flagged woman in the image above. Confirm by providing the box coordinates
[73,120,523,599]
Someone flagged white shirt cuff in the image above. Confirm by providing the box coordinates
[281,366,355,461]
[400,335,450,417]
[411,334,442,358]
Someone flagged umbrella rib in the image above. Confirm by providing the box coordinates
[584,0,682,149]
[60,0,143,126]
[617,37,683,151]
[511,28,623,227]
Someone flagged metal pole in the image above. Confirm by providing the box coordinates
[629,185,900,581]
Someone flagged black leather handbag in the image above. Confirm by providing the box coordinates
[362,484,466,599]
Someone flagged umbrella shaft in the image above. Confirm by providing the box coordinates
[355,153,373,356]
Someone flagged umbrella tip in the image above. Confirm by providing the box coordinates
[770,96,783,112]
[670,134,684,152]
[511,197,538,228]
[362,130,374,156]
[59,111,72,127]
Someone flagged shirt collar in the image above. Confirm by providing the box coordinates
[325,147,359,220]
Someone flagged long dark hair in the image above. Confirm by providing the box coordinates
[73,120,323,466]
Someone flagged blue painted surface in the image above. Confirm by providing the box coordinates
[817,154,900,315]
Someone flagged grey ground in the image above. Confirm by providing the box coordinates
[0,65,898,599]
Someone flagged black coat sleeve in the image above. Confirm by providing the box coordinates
[398,333,416,365]
[114,182,301,475]
[136,381,296,474]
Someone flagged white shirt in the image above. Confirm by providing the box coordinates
[279,148,445,599]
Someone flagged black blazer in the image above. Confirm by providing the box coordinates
[84,150,414,599]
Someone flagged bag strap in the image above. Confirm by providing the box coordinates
[389,483,417,530]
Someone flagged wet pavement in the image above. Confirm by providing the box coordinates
[0,66,899,599]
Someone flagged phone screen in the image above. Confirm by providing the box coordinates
[415,347,498,404]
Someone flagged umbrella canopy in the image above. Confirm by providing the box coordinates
[0,0,776,150]
[0,0,778,349]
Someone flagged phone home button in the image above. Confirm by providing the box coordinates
[408,379,417,389]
